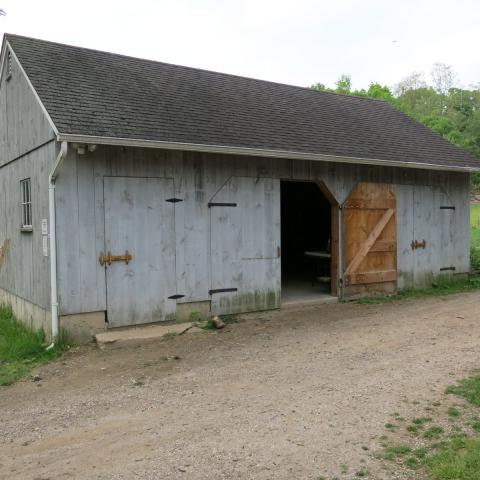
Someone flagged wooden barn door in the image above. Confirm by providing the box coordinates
[343,183,397,296]
[103,177,177,327]
[210,177,281,315]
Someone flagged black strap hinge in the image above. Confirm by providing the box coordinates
[166,198,183,203]
[208,202,237,208]
[209,288,238,295]
[168,294,185,300]
[440,267,456,271]
[440,206,455,210]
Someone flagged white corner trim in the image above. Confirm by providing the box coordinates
[57,133,480,173]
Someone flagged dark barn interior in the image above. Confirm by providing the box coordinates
[280,181,332,302]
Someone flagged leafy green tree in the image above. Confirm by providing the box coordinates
[310,82,328,92]
[335,74,351,94]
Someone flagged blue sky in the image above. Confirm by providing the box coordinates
[1,0,478,90]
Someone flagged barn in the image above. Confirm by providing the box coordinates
[0,34,478,343]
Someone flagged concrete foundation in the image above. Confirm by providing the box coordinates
[60,311,107,344]
[0,288,107,344]
[0,287,50,336]
[176,301,211,323]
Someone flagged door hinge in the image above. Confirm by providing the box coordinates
[411,239,426,250]
[209,288,238,295]
[208,202,237,208]
[168,294,185,300]
[440,206,455,210]
[166,198,183,203]
[440,266,456,271]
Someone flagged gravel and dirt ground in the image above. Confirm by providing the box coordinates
[1,291,480,480]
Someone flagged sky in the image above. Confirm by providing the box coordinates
[0,0,478,91]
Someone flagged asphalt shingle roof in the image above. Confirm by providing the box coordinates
[5,34,479,170]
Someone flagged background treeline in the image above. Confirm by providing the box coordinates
[311,64,480,191]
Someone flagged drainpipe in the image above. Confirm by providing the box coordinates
[46,141,68,349]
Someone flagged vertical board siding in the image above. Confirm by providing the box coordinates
[0,52,54,167]
[210,177,281,314]
[55,145,471,316]
[0,52,56,311]
[103,177,176,326]
[396,185,415,289]
[0,142,55,309]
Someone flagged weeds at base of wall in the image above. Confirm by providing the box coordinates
[353,276,480,305]
[197,315,239,331]
[0,304,71,386]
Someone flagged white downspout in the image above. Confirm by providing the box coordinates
[46,141,68,349]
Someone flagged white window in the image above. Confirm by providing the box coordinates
[20,178,32,230]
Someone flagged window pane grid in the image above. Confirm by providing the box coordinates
[20,178,32,229]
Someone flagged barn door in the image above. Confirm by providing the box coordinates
[103,177,177,327]
[210,177,281,315]
[412,186,456,287]
[343,182,397,296]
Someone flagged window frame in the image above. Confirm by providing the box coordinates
[20,178,33,232]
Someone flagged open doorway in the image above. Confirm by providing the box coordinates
[281,180,336,303]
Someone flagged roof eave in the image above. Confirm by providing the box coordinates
[57,133,480,173]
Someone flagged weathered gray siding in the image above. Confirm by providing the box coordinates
[0,50,56,312]
[55,146,470,316]
[0,49,54,166]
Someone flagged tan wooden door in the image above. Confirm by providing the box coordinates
[343,182,397,296]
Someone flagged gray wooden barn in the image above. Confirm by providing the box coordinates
[0,34,478,342]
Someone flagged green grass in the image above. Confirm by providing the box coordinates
[471,417,480,433]
[377,368,480,479]
[356,276,480,305]
[384,444,412,458]
[426,437,480,480]
[471,204,480,270]
[446,373,480,406]
[413,416,433,425]
[0,305,69,385]
[424,426,445,439]
[447,407,461,418]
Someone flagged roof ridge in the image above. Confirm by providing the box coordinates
[3,32,388,105]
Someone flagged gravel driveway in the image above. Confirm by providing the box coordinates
[1,292,480,479]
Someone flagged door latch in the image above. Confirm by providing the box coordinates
[411,240,426,250]
[99,250,132,266]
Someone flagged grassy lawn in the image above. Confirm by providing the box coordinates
[0,305,68,386]
[471,203,480,270]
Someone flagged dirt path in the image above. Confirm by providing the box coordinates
[1,292,480,480]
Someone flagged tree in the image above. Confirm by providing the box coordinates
[335,74,351,94]
[395,72,427,96]
[310,82,328,92]
[431,63,455,96]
